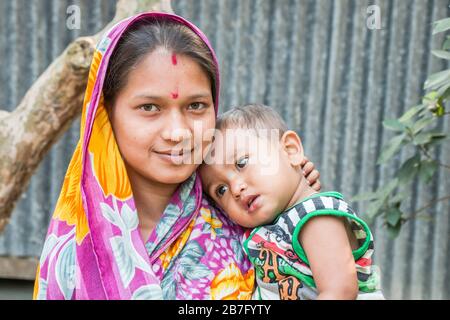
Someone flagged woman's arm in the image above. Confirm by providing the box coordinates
[299,216,358,300]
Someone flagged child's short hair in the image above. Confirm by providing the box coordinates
[216,104,288,139]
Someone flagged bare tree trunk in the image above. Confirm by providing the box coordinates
[0,0,173,232]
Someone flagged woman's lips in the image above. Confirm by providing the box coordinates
[154,149,193,164]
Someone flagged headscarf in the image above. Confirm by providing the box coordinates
[33,12,254,300]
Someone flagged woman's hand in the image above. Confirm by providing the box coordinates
[301,156,321,191]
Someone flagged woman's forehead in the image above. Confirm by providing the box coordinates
[118,50,212,99]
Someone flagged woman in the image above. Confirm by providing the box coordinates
[33,12,320,300]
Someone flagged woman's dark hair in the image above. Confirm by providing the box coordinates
[103,17,217,109]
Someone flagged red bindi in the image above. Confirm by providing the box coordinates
[171,84,179,99]
[171,53,177,65]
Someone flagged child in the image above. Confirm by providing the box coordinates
[199,104,383,300]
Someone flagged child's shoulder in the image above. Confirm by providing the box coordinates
[286,191,357,217]
[282,191,373,243]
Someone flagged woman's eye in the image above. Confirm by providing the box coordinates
[140,104,159,112]
[188,102,206,111]
[235,156,249,170]
[215,185,228,198]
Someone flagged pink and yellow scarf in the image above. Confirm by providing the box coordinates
[33,12,254,300]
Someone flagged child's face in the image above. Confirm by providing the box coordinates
[200,129,304,228]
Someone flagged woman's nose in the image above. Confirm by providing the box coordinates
[161,110,192,143]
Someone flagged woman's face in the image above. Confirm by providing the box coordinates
[109,47,216,185]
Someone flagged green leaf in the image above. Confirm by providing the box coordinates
[423,91,439,103]
[427,133,449,147]
[431,50,450,60]
[387,222,401,239]
[443,37,450,51]
[418,160,438,183]
[411,117,435,135]
[383,119,406,132]
[386,206,402,227]
[377,135,406,164]
[351,192,379,202]
[432,102,446,117]
[396,155,420,184]
[431,132,447,139]
[377,179,399,202]
[365,199,385,224]
[399,105,426,123]
[437,83,450,99]
[424,70,450,90]
[416,132,447,147]
[433,17,450,35]
[390,191,409,204]
[413,132,433,145]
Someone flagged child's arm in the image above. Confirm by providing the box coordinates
[299,216,358,300]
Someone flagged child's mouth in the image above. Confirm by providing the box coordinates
[247,195,260,213]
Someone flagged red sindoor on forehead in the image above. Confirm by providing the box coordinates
[171,53,177,65]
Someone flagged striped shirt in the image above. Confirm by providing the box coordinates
[242,191,384,300]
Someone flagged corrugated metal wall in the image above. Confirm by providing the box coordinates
[0,0,117,258]
[0,0,448,299]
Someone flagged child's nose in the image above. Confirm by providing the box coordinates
[231,180,247,199]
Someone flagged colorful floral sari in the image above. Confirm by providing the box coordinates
[33,12,254,300]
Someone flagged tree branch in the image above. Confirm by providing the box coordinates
[418,144,450,170]
[403,195,450,223]
[0,0,173,232]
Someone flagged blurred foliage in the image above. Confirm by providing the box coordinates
[352,17,450,238]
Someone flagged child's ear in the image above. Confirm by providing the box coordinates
[280,130,304,167]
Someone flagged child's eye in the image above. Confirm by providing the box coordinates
[188,102,207,111]
[140,104,160,112]
[235,156,249,170]
[215,185,228,198]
